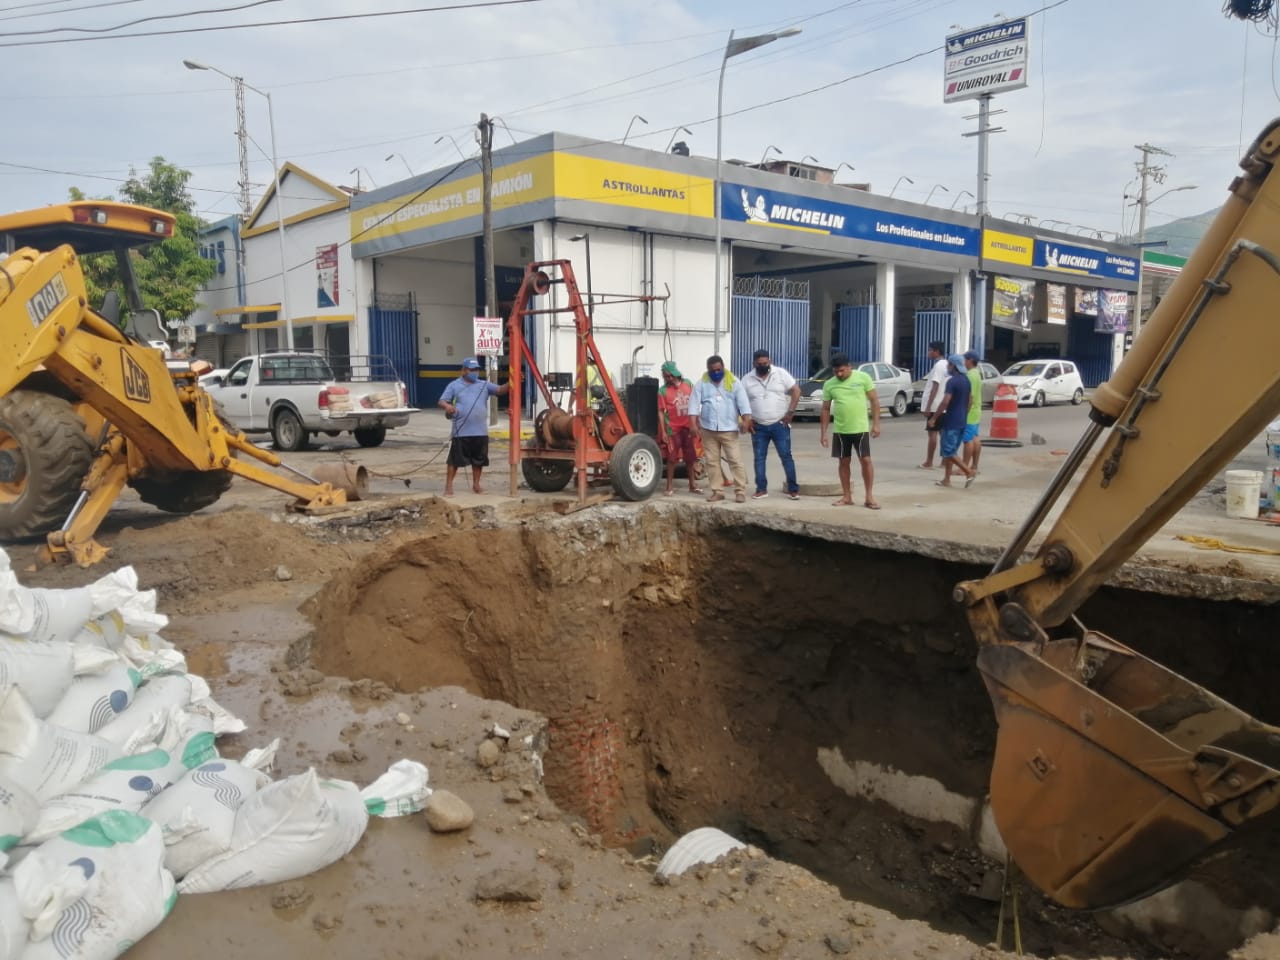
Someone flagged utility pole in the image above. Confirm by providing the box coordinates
[478,112,499,424]
[1131,142,1171,340]
[961,94,1005,356]
[232,77,251,302]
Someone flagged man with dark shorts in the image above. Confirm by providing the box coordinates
[438,357,509,496]
[819,352,881,508]
[927,354,975,489]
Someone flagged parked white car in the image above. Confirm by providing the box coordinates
[1001,359,1086,407]
[794,361,913,419]
[203,352,416,450]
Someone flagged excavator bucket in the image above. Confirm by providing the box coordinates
[979,634,1280,910]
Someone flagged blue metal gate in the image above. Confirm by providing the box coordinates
[368,301,421,405]
[913,310,954,378]
[730,283,809,378]
[1068,316,1114,387]
[836,305,883,364]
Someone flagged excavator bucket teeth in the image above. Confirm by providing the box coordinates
[978,642,1280,910]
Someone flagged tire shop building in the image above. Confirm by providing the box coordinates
[244,133,1143,406]
[974,225,1141,387]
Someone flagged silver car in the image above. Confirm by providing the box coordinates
[794,362,913,420]
[910,361,1002,410]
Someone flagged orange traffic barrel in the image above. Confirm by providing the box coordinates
[985,383,1022,447]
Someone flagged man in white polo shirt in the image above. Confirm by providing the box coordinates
[919,340,950,469]
[742,348,801,500]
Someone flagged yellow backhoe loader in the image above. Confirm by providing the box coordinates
[959,122,1280,910]
[0,201,346,565]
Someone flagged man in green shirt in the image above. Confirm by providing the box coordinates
[820,353,881,508]
[962,351,984,476]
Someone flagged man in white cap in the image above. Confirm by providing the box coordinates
[438,357,509,496]
[926,354,975,488]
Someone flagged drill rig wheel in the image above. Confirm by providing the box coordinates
[608,433,662,501]
[521,457,575,493]
[0,390,94,540]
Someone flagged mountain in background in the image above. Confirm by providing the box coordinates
[1129,207,1220,258]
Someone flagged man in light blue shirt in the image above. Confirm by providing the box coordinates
[438,357,509,496]
[690,354,752,502]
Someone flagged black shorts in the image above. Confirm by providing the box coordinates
[923,413,941,432]
[831,432,871,460]
[448,435,490,467]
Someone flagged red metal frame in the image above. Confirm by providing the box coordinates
[506,259,666,500]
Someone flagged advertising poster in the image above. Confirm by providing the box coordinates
[944,18,1029,103]
[1074,287,1098,317]
[1095,290,1131,334]
[1046,284,1067,325]
[473,317,503,357]
[316,244,339,308]
[991,275,1035,331]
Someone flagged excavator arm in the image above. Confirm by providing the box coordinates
[955,121,1280,909]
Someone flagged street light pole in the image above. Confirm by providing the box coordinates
[713,26,801,356]
[184,59,293,349]
[889,175,914,197]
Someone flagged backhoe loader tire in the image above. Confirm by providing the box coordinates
[130,470,232,515]
[0,391,94,541]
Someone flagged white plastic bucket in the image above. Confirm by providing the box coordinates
[1225,470,1262,519]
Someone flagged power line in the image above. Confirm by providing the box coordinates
[0,0,543,47]
[0,0,142,24]
[0,0,285,37]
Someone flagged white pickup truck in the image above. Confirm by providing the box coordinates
[203,352,415,451]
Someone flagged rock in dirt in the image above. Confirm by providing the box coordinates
[342,678,394,700]
[275,564,293,582]
[270,883,313,911]
[476,738,502,768]
[395,711,411,726]
[312,911,342,934]
[824,932,852,955]
[474,868,543,903]
[424,790,474,833]
[278,668,325,697]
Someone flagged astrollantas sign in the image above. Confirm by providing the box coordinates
[944,18,1029,103]
[1035,239,1138,282]
[723,183,979,256]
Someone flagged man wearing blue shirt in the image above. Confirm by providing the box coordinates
[438,357,509,496]
[690,354,752,503]
[926,354,975,489]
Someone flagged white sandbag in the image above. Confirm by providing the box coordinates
[44,657,140,734]
[0,641,74,718]
[94,674,194,749]
[142,742,278,879]
[118,635,185,681]
[0,565,139,647]
[178,769,368,894]
[69,611,125,651]
[15,810,175,960]
[0,877,30,960]
[27,723,215,847]
[360,759,431,818]
[0,687,118,803]
[1,775,39,854]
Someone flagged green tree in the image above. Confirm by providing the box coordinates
[70,157,215,324]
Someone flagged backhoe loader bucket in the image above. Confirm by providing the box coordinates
[979,633,1280,910]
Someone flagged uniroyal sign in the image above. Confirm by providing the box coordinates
[943,18,1029,103]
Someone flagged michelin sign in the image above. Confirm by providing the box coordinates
[944,18,1029,103]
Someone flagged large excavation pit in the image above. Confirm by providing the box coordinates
[308,508,1279,958]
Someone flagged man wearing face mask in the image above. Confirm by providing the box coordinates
[742,348,801,500]
[690,354,752,503]
[438,357,510,496]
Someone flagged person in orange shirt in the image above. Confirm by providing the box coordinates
[658,360,701,496]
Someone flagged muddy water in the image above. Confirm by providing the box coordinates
[305,508,1280,957]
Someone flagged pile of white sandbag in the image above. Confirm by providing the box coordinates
[0,550,429,959]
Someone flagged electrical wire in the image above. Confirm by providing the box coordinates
[0,0,544,47]
[0,0,284,36]
[1033,6,1048,157]
[0,0,141,24]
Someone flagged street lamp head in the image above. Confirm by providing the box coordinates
[182,59,208,71]
[775,27,802,38]
[569,234,587,242]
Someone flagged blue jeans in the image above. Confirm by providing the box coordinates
[752,420,798,493]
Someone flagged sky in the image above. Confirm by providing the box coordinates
[1,0,1274,248]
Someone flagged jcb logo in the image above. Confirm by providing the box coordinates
[122,351,151,403]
